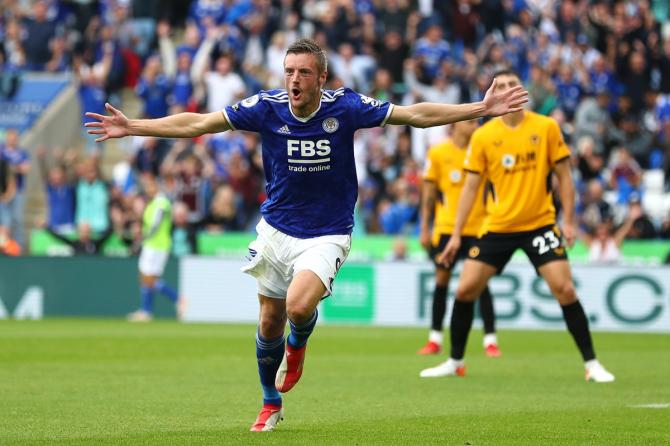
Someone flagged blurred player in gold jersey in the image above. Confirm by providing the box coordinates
[417,119,500,358]
[420,70,614,382]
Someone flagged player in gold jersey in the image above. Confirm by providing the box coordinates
[420,70,614,382]
[417,119,500,358]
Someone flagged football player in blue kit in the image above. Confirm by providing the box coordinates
[85,39,528,432]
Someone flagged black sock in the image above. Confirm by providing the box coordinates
[431,285,448,332]
[478,286,496,335]
[450,300,475,360]
[561,300,596,361]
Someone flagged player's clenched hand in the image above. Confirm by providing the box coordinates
[562,222,577,248]
[438,235,461,267]
[84,103,130,142]
[482,78,529,117]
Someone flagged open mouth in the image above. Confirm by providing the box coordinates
[291,88,301,101]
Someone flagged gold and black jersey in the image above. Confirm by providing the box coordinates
[463,111,570,234]
[424,138,487,242]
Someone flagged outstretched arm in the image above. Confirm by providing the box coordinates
[387,78,528,128]
[85,103,231,142]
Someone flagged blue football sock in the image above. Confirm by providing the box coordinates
[155,279,178,303]
[140,286,154,313]
[287,309,318,349]
[256,331,284,406]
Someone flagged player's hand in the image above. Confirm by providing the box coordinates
[482,78,529,117]
[419,227,431,250]
[84,103,130,142]
[438,235,461,267]
[562,223,577,248]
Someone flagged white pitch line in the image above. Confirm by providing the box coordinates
[629,403,670,409]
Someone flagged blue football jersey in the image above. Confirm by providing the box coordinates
[223,88,393,238]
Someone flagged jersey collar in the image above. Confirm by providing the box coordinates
[288,91,323,123]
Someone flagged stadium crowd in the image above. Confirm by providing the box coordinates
[1,0,670,260]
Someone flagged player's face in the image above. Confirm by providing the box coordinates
[284,53,326,114]
[494,74,522,94]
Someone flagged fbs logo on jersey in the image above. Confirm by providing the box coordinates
[322,117,339,133]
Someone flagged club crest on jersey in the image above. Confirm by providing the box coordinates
[530,134,541,146]
[449,169,462,182]
[502,154,516,169]
[241,94,259,108]
[322,117,339,133]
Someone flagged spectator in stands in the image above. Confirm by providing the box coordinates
[129,0,160,60]
[610,115,654,168]
[45,35,70,72]
[660,210,670,239]
[574,90,612,154]
[377,178,418,235]
[75,158,110,233]
[413,22,450,84]
[171,201,197,256]
[21,0,57,70]
[575,136,605,184]
[0,153,17,255]
[201,184,243,232]
[609,147,642,203]
[0,129,30,247]
[625,195,657,240]
[131,137,168,177]
[527,66,557,116]
[554,64,585,120]
[330,42,375,93]
[164,152,212,225]
[192,31,246,113]
[3,18,26,71]
[136,55,172,119]
[582,210,638,265]
[76,46,112,153]
[157,22,194,113]
[36,147,76,234]
[46,222,114,255]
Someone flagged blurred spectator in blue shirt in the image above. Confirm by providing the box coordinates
[413,23,450,84]
[37,147,76,234]
[21,0,57,70]
[136,56,172,119]
[0,129,30,247]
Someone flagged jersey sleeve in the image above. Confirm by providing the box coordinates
[347,89,394,129]
[423,147,439,182]
[547,119,571,165]
[223,93,267,133]
[463,129,486,174]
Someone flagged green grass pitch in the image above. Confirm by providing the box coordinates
[0,320,668,445]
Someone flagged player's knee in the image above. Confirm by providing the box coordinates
[259,313,285,338]
[553,281,577,304]
[454,284,478,302]
[286,301,313,324]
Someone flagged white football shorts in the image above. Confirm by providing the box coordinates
[138,246,170,276]
[241,218,352,299]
